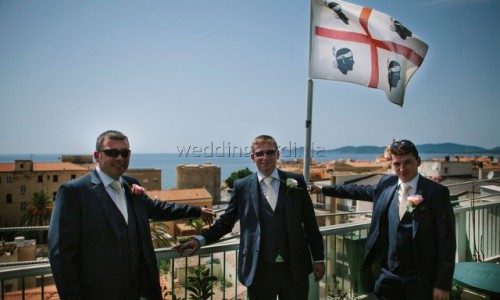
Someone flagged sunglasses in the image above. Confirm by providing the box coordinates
[254,150,277,157]
[100,149,131,158]
[390,140,418,156]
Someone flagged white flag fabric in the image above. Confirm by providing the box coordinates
[309,0,429,106]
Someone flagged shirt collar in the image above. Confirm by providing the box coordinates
[257,169,279,183]
[96,165,122,188]
[398,173,420,192]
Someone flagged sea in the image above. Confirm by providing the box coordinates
[0,152,494,189]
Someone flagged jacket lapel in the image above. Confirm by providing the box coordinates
[91,170,121,241]
[412,176,427,238]
[250,173,261,219]
[381,183,398,216]
[277,170,288,208]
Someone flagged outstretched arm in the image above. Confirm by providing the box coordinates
[173,238,202,256]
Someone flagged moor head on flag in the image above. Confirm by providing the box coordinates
[309,0,429,106]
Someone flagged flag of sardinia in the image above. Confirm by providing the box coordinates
[309,0,429,106]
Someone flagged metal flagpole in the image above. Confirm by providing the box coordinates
[304,79,313,184]
[303,0,314,184]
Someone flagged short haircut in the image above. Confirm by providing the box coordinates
[251,135,278,153]
[96,130,129,151]
[390,139,419,159]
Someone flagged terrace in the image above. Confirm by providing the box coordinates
[1,179,499,300]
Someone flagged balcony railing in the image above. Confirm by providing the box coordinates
[1,182,499,300]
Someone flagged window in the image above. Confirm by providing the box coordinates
[38,175,43,183]
[444,167,449,174]
[53,175,58,182]
[20,201,27,212]
[53,191,57,201]
[71,174,76,180]
[7,176,12,183]
[6,194,12,204]
[20,185,26,194]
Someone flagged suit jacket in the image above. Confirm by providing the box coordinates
[201,170,324,286]
[322,174,456,293]
[48,170,202,300]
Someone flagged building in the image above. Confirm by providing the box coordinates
[0,160,90,226]
[420,157,474,179]
[0,157,162,227]
[146,188,213,238]
[176,163,221,203]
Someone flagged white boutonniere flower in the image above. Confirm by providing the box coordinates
[406,194,425,213]
[284,178,301,193]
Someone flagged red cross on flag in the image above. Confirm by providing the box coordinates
[309,0,429,106]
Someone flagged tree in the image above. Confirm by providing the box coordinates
[150,222,172,248]
[186,218,205,235]
[21,190,53,227]
[224,167,253,189]
[20,190,54,243]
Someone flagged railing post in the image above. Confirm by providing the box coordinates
[455,210,467,262]
[308,273,319,300]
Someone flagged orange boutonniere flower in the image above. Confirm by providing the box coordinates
[130,184,147,196]
[406,194,425,213]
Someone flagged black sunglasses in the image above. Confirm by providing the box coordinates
[254,150,277,157]
[100,149,131,158]
[390,140,418,156]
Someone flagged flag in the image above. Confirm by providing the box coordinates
[309,0,428,106]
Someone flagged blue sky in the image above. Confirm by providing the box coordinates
[1,0,499,155]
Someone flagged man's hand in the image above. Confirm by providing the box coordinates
[433,287,449,300]
[313,262,325,282]
[309,185,322,194]
[173,239,201,256]
[200,207,216,225]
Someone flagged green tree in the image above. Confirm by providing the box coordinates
[186,218,205,235]
[20,190,54,243]
[224,167,252,189]
[21,190,53,226]
[150,222,171,248]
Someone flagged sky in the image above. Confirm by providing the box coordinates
[1,0,499,156]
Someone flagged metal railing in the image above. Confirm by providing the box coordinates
[1,185,499,300]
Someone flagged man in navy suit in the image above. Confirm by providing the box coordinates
[48,130,215,300]
[174,135,325,300]
[311,140,456,300]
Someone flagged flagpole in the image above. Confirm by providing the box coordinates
[303,78,313,184]
[303,0,314,184]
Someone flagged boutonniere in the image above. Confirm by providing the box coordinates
[130,184,147,197]
[284,178,301,193]
[406,194,426,213]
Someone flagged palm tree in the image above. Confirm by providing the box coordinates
[150,222,172,248]
[20,190,54,243]
[186,218,205,235]
[21,190,53,226]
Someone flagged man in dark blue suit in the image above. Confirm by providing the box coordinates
[48,130,215,300]
[174,135,325,300]
[312,139,456,300]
